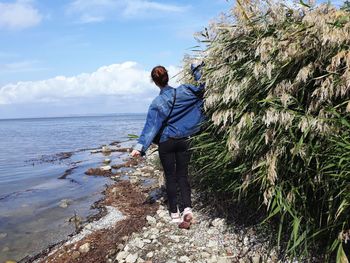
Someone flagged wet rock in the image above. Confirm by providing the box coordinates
[104,159,112,164]
[102,146,111,153]
[59,199,72,208]
[79,242,90,253]
[0,232,8,239]
[85,168,112,176]
[125,253,138,263]
[100,165,112,171]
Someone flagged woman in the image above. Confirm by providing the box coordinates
[131,64,204,229]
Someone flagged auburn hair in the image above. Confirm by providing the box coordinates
[151,66,169,87]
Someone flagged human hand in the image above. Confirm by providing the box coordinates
[191,62,204,81]
[131,150,141,158]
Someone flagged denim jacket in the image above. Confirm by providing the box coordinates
[134,82,205,153]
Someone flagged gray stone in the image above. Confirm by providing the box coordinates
[179,256,190,262]
[169,235,180,243]
[134,238,144,249]
[59,199,72,208]
[211,218,225,227]
[100,165,112,171]
[104,158,111,164]
[207,240,218,248]
[0,232,7,239]
[78,243,90,253]
[125,253,138,263]
[116,251,129,261]
[146,216,156,225]
[146,251,154,258]
[243,236,249,246]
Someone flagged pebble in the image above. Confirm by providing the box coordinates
[116,251,129,261]
[207,240,218,248]
[59,150,297,263]
[79,243,90,253]
[134,238,144,249]
[104,158,111,164]
[252,255,261,263]
[169,235,180,243]
[100,165,112,171]
[0,232,8,239]
[59,199,71,208]
[179,255,190,262]
[125,253,138,263]
[146,216,157,225]
[72,251,80,259]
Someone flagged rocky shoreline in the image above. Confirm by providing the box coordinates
[15,145,306,263]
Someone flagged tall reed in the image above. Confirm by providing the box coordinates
[185,1,350,261]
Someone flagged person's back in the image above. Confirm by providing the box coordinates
[157,83,205,142]
[132,64,204,229]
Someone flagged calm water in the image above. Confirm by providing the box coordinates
[0,114,146,262]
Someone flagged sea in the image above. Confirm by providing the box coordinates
[0,114,146,262]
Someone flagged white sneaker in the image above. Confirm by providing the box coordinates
[170,212,182,223]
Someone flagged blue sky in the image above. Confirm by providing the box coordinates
[0,0,345,119]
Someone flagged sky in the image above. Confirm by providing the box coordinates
[0,0,344,119]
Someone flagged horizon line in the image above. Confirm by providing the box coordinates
[0,113,147,121]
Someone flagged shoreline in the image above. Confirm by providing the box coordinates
[15,145,308,263]
[18,145,161,263]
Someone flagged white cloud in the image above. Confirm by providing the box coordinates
[0,0,42,30]
[0,61,180,105]
[67,0,189,23]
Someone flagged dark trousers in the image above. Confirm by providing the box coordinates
[158,138,192,213]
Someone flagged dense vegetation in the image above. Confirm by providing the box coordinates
[185,1,350,261]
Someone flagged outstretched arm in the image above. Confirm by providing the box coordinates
[132,99,167,156]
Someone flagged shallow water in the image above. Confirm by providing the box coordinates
[0,115,145,262]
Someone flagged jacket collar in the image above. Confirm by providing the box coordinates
[159,85,173,95]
